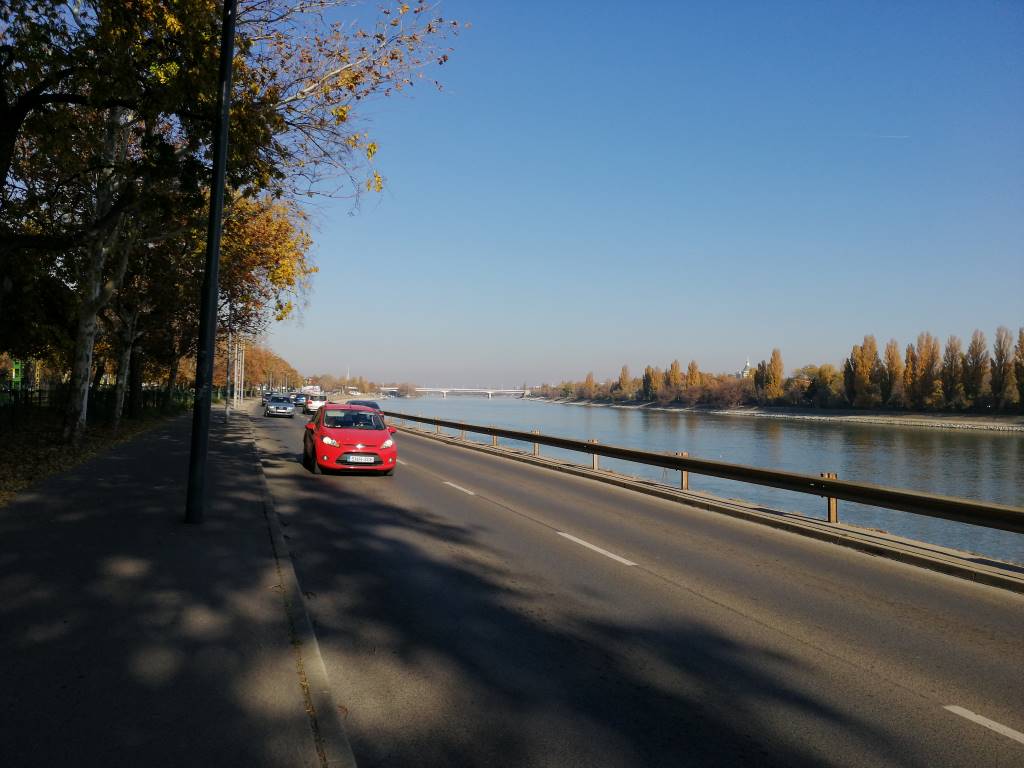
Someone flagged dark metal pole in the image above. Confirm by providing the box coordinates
[185,0,239,524]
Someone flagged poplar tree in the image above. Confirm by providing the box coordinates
[582,372,596,399]
[843,335,882,407]
[686,360,701,388]
[767,348,784,400]
[916,332,943,409]
[991,326,1018,409]
[666,360,684,394]
[616,365,634,400]
[881,339,903,406]
[642,366,658,400]
[941,336,966,408]
[902,344,919,408]
[1015,328,1024,407]
[963,330,990,405]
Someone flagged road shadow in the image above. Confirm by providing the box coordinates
[0,416,321,767]
[262,444,927,768]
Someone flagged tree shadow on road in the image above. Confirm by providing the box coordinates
[263,449,928,768]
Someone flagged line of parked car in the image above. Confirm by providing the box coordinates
[260,390,395,475]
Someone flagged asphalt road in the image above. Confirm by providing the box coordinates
[250,406,1024,768]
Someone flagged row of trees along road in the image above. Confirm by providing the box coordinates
[0,1,460,442]
[535,327,1024,413]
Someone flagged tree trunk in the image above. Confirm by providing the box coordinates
[128,344,144,419]
[112,339,132,434]
[63,310,100,442]
[91,358,106,390]
[111,304,141,432]
[165,355,180,409]
[61,108,130,445]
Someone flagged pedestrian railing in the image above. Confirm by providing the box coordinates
[382,411,1024,535]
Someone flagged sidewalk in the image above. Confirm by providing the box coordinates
[0,411,353,767]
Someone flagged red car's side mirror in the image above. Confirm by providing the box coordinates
[388,426,397,434]
[305,422,315,430]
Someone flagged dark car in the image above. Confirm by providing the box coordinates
[347,399,381,411]
[292,393,308,407]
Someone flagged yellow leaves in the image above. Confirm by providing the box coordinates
[365,171,383,192]
[164,13,183,35]
[365,142,378,160]
[399,3,410,14]
[149,61,180,84]
[346,134,360,149]
[330,105,350,124]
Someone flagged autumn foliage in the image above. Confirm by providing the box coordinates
[534,326,1024,413]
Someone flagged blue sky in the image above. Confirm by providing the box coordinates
[268,1,1023,386]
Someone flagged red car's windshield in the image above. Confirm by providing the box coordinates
[323,411,385,430]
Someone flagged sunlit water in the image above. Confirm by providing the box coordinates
[383,397,1024,565]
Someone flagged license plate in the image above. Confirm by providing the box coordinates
[347,455,375,463]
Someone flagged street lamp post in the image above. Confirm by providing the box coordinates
[185,0,239,524]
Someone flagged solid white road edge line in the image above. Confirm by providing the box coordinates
[557,531,637,566]
[443,481,476,496]
[397,459,409,466]
[944,705,1024,745]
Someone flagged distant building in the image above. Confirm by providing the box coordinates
[737,358,752,379]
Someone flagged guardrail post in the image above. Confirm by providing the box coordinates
[435,421,441,435]
[589,439,599,470]
[821,472,839,523]
[460,428,465,440]
[532,429,540,456]
[492,431,498,448]
[677,451,689,490]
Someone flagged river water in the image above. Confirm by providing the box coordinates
[383,396,1024,565]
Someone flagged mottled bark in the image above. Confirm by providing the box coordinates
[61,108,131,444]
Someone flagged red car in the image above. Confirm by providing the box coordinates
[302,404,397,475]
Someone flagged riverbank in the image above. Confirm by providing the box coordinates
[526,397,1024,433]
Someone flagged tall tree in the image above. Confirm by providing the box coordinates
[940,336,966,409]
[1015,328,1024,407]
[915,332,942,409]
[881,338,903,406]
[615,364,634,400]
[581,371,596,400]
[666,359,684,394]
[843,335,882,408]
[685,360,701,388]
[962,330,990,406]
[766,348,784,401]
[991,326,1018,409]
[641,366,659,400]
[902,344,919,408]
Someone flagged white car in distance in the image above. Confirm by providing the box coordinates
[304,394,327,414]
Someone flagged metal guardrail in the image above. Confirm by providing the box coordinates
[383,411,1024,535]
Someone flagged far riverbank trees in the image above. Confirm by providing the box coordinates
[534,326,1024,413]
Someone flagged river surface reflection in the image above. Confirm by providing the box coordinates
[384,397,1024,565]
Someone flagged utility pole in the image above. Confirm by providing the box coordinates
[185,0,239,525]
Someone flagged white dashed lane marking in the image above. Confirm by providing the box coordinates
[944,705,1024,745]
[556,532,636,566]
[443,481,476,496]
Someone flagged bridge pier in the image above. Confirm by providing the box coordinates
[442,391,447,399]
[487,392,492,399]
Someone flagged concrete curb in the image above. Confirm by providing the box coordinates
[394,425,1024,595]
[239,411,358,768]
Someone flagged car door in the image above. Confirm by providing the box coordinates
[305,407,322,454]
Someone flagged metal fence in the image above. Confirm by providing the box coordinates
[0,385,196,430]
[383,411,1024,535]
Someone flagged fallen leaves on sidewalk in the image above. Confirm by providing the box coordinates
[0,410,182,509]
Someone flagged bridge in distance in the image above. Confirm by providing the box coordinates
[379,386,530,399]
